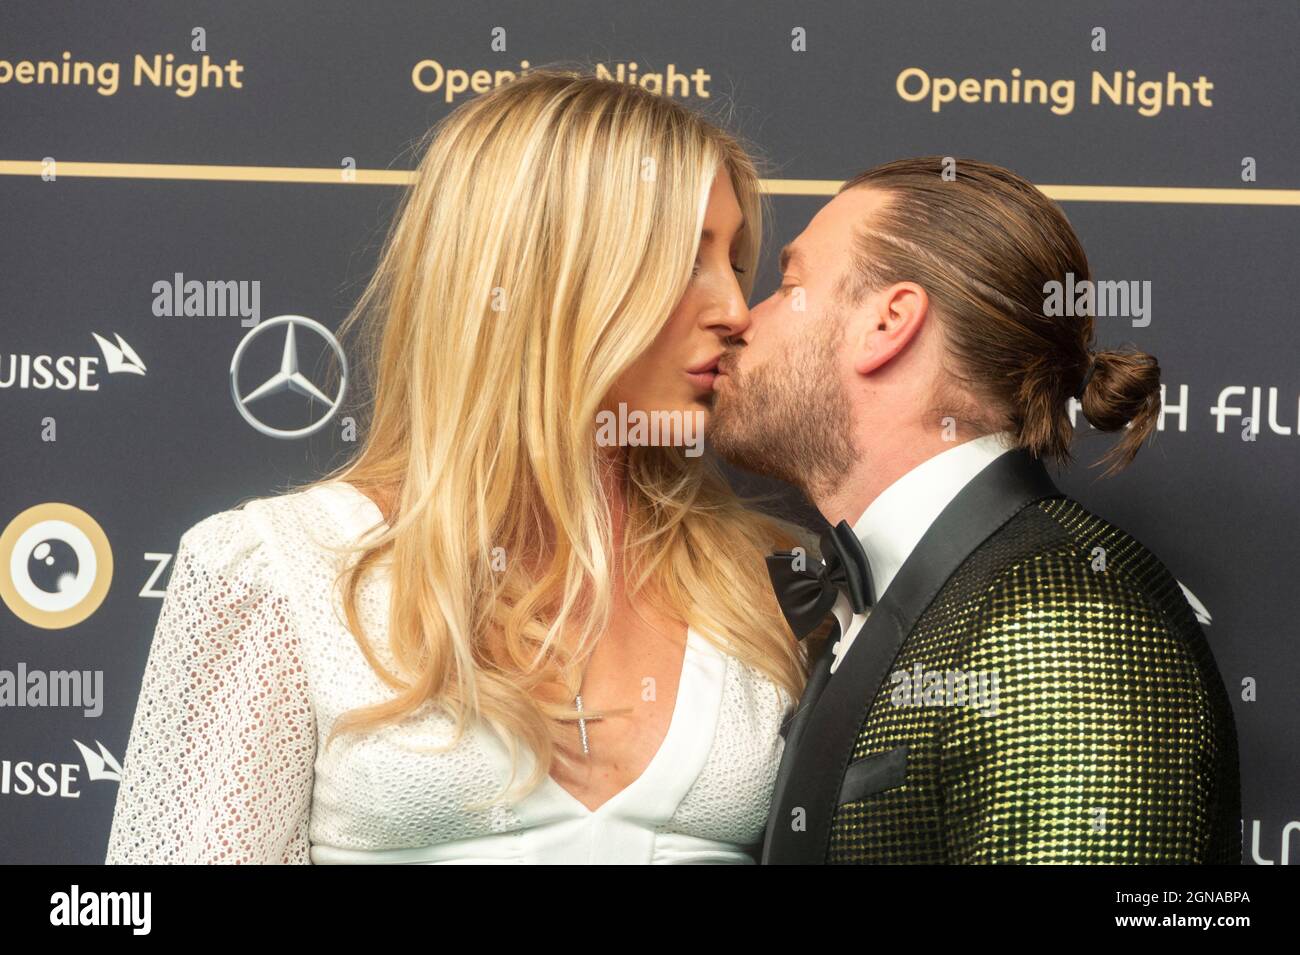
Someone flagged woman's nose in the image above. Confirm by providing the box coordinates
[705,279,751,338]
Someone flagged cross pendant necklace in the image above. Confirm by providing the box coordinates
[573,694,603,756]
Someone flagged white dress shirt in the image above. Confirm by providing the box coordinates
[827,431,1017,675]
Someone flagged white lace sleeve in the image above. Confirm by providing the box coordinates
[104,507,317,864]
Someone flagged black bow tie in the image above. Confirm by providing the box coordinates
[766,520,874,640]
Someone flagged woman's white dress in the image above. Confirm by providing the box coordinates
[104,481,794,864]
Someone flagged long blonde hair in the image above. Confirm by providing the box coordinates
[301,68,806,803]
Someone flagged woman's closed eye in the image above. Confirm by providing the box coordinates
[691,259,748,278]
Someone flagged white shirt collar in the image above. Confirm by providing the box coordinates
[849,431,1017,603]
[822,431,1017,675]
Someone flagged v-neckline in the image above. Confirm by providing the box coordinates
[325,479,728,823]
[541,626,700,816]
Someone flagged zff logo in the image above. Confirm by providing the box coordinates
[0,503,113,629]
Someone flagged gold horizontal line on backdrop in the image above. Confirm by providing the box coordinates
[0,160,1297,205]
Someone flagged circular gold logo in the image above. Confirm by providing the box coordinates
[0,503,114,629]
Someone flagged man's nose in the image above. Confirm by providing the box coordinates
[737,291,778,341]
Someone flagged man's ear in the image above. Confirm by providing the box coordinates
[852,282,928,376]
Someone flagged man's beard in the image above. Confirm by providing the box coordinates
[708,308,858,501]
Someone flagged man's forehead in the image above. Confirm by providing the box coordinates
[817,186,888,239]
[786,186,887,267]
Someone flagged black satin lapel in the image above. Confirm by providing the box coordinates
[761,618,840,864]
[788,632,837,747]
[762,448,1062,864]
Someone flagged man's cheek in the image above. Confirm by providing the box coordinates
[787,285,809,317]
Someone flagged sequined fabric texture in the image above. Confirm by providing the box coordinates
[828,497,1241,863]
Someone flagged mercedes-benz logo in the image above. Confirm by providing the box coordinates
[229,314,348,439]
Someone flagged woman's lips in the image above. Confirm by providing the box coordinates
[686,369,717,392]
[686,355,722,394]
[710,354,734,390]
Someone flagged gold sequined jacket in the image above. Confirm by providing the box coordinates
[762,449,1241,864]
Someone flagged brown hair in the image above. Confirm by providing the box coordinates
[837,156,1160,476]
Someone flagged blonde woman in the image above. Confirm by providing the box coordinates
[104,70,812,864]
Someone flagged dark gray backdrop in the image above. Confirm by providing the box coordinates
[1,0,1296,864]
